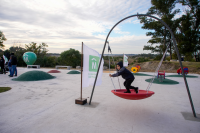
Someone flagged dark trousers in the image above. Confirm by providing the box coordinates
[0,65,6,74]
[123,79,136,92]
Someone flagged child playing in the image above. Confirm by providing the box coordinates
[109,62,138,93]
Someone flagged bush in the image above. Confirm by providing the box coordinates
[172,52,178,59]
[110,64,115,68]
[184,53,193,61]
[137,57,149,63]
[35,56,57,67]
[103,56,109,60]
[104,62,109,67]
[154,55,162,61]
[103,62,115,69]
[165,56,170,61]
[60,48,81,68]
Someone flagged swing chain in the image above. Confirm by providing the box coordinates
[108,51,116,91]
[146,43,170,92]
[107,42,121,90]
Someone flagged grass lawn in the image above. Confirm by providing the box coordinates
[0,87,11,93]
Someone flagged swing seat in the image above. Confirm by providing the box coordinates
[111,89,154,100]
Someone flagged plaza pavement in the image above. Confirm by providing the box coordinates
[0,68,200,133]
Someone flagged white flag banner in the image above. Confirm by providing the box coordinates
[3,55,8,64]
[82,44,104,88]
[123,54,128,67]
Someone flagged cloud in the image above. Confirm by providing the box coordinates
[0,0,152,54]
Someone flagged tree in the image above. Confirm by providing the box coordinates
[9,46,26,53]
[0,49,4,57]
[3,49,11,60]
[138,0,181,59]
[8,46,27,66]
[25,42,48,57]
[0,31,7,50]
[60,48,81,68]
[176,0,200,60]
[35,56,57,67]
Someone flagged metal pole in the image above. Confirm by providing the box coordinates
[171,38,197,118]
[89,14,196,118]
[81,42,83,100]
[123,53,124,64]
[158,20,197,118]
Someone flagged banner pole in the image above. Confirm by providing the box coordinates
[81,42,83,100]
[123,53,124,65]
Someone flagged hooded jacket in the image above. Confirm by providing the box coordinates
[11,55,17,65]
[111,62,134,80]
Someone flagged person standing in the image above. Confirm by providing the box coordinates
[10,53,17,77]
[8,56,12,76]
[0,57,6,74]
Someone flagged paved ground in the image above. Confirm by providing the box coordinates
[0,68,200,133]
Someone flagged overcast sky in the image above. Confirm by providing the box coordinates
[0,0,185,54]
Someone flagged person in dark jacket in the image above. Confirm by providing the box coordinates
[0,57,6,74]
[8,56,12,76]
[10,53,17,77]
[109,62,138,93]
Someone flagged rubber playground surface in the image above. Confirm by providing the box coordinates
[0,68,200,133]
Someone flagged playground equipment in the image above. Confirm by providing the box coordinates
[177,67,189,75]
[131,65,141,73]
[112,89,154,100]
[136,65,141,70]
[48,70,61,73]
[88,14,196,118]
[157,70,165,82]
[106,42,154,100]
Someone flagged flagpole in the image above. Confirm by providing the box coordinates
[81,42,83,100]
[75,42,87,105]
[123,53,124,64]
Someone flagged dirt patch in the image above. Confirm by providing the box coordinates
[127,61,200,74]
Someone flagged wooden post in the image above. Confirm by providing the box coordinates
[123,53,124,64]
[81,42,83,100]
[75,42,87,105]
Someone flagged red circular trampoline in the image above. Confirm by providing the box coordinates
[111,89,154,100]
[47,70,61,73]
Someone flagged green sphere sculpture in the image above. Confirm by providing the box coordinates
[23,52,37,65]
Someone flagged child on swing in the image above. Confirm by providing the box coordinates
[109,61,139,93]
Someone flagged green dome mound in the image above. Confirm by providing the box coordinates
[145,77,179,85]
[67,70,81,74]
[12,71,55,81]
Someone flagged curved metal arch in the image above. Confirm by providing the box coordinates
[89,14,196,117]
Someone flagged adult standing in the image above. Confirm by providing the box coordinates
[0,57,6,74]
[10,53,17,77]
[8,56,12,76]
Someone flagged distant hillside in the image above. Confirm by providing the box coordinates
[47,53,60,57]
[126,61,200,74]
[103,54,137,56]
